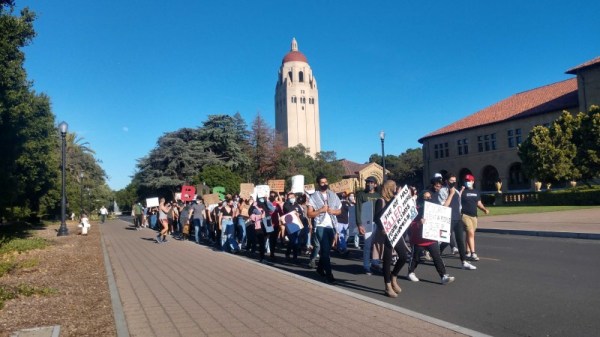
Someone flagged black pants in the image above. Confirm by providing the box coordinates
[409,242,447,277]
[440,220,466,262]
[383,237,409,283]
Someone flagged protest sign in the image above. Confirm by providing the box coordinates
[203,193,220,206]
[422,201,451,243]
[282,211,303,234]
[361,201,375,240]
[304,184,315,194]
[378,185,418,247]
[255,185,270,198]
[268,179,285,193]
[330,179,354,193]
[146,197,159,208]
[291,175,304,193]
[180,185,196,202]
[239,183,254,200]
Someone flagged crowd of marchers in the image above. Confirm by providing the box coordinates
[128,172,488,297]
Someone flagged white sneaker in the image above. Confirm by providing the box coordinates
[441,274,455,284]
[408,272,420,282]
[462,261,477,270]
[452,247,459,255]
[470,253,480,261]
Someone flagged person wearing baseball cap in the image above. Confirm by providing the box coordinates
[461,174,489,262]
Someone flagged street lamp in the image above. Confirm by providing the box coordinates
[380,130,386,182]
[79,172,84,218]
[57,121,69,236]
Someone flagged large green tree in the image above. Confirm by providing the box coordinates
[573,105,600,183]
[518,111,579,184]
[369,148,424,188]
[0,1,59,220]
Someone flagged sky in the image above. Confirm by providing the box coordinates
[16,0,600,190]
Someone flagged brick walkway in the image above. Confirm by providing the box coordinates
[100,220,471,337]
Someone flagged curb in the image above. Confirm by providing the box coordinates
[100,228,130,337]
[477,228,600,240]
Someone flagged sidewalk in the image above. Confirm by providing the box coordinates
[478,207,600,239]
[100,221,477,337]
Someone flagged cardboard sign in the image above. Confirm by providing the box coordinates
[203,194,221,206]
[330,179,354,194]
[282,211,303,234]
[180,185,196,202]
[291,175,305,193]
[361,201,375,239]
[378,185,418,247]
[146,197,159,208]
[212,186,225,200]
[304,184,315,194]
[422,201,451,243]
[239,183,254,200]
[255,185,270,198]
[268,179,285,193]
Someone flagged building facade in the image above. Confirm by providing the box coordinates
[275,38,321,157]
[419,56,600,193]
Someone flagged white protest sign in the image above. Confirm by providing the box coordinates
[282,211,303,234]
[255,185,270,198]
[379,185,418,247]
[422,201,451,243]
[146,197,159,208]
[291,175,305,193]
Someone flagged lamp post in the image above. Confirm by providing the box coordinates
[79,172,84,219]
[380,130,386,182]
[57,121,69,236]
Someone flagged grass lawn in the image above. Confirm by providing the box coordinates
[481,205,600,216]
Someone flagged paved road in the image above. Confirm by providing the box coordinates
[270,233,600,337]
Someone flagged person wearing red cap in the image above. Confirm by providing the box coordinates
[461,174,489,261]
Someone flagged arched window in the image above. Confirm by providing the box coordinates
[508,162,530,190]
[481,165,500,192]
[299,71,304,82]
[288,71,293,82]
[291,96,297,103]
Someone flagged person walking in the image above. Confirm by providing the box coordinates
[461,174,489,261]
[307,175,342,284]
[99,206,108,224]
[355,176,382,274]
[190,198,206,244]
[374,180,410,297]
[156,198,171,243]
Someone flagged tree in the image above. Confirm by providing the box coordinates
[368,148,424,188]
[248,113,278,183]
[136,128,222,197]
[199,114,251,172]
[195,165,242,195]
[311,151,344,184]
[518,111,578,184]
[573,105,600,183]
[0,2,59,220]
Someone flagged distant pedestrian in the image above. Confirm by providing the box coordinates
[99,206,108,223]
[156,198,171,243]
[461,174,489,261]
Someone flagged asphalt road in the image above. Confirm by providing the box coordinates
[118,216,600,336]
[269,233,600,337]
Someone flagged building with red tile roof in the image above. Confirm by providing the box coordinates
[419,56,600,192]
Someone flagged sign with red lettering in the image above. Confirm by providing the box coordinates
[180,185,196,202]
[379,185,418,247]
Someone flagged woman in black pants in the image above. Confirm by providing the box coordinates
[374,180,410,298]
[248,200,267,263]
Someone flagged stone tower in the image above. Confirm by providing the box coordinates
[275,38,321,156]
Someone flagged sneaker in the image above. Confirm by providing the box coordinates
[441,274,455,284]
[452,247,459,255]
[422,251,433,261]
[325,275,337,285]
[470,253,480,261]
[307,260,316,269]
[364,268,372,276]
[462,261,477,270]
[408,272,420,282]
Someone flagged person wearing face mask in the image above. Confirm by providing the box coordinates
[355,176,382,275]
[437,173,459,255]
[347,192,360,249]
[283,191,304,262]
[461,174,489,261]
[335,191,351,256]
[307,175,342,284]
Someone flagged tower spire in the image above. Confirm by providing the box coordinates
[291,37,298,52]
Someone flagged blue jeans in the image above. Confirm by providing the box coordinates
[237,217,247,247]
[316,226,335,276]
[221,219,239,252]
[193,218,202,243]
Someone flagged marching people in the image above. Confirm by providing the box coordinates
[373,180,409,297]
[335,191,351,256]
[190,198,206,244]
[156,198,171,243]
[307,175,342,285]
[461,174,489,261]
[407,190,456,285]
[237,197,251,249]
[248,198,268,263]
[219,197,240,253]
[283,191,304,262]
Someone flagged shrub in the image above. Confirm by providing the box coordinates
[537,188,600,206]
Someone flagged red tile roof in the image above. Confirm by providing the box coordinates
[282,51,308,64]
[339,159,369,177]
[419,78,578,142]
[566,56,600,74]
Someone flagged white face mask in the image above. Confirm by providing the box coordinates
[349,196,355,202]
[289,198,296,204]
[465,181,474,189]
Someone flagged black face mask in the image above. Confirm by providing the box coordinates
[367,184,375,192]
[448,182,456,188]
[319,184,328,191]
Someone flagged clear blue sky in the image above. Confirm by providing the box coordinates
[17,1,600,190]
